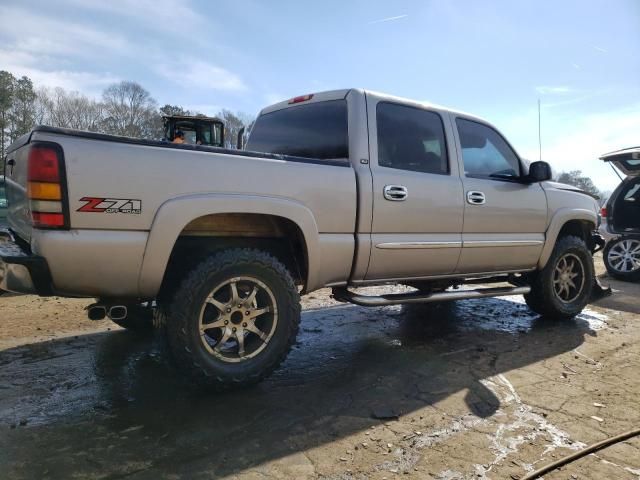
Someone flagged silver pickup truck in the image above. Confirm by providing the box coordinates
[1,89,602,389]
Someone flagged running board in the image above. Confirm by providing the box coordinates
[331,285,531,307]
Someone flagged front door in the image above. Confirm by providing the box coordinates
[452,117,548,273]
[365,99,464,281]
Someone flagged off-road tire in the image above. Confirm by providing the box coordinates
[166,248,300,390]
[110,304,155,333]
[524,235,594,319]
[603,235,640,282]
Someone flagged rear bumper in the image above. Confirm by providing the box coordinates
[0,228,53,295]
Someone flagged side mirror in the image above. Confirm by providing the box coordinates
[527,161,552,183]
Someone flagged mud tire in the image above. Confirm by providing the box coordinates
[166,248,300,390]
[525,235,594,319]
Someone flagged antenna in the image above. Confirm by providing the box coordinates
[538,98,542,161]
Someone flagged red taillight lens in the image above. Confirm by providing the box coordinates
[27,143,67,229]
[28,145,60,182]
[288,94,314,104]
[32,212,65,228]
[600,207,607,217]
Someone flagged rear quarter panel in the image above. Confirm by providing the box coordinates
[28,132,358,297]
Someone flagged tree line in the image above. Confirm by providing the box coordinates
[0,70,250,169]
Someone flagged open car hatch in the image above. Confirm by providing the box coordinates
[600,146,640,176]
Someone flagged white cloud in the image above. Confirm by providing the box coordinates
[0,6,128,59]
[0,48,118,94]
[535,86,572,95]
[520,105,640,191]
[0,5,127,94]
[55,0,202,31]
[156,59,247,92]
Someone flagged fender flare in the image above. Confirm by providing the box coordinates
[538,208,597,269]
[137,194,320,297]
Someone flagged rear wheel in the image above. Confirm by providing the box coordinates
[603,236,640,282]
[525,235,593,319]
[166,248,300,390]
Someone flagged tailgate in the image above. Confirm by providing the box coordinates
[600,147,640,176]
[4,136,33,241]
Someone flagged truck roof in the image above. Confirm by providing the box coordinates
[259,88,485,123]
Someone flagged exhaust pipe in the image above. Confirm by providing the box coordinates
[108,306,128,321]
[87,304,107,321]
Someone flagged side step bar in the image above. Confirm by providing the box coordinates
[331,285,531,307]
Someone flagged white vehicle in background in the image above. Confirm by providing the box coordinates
[598,147,640,281]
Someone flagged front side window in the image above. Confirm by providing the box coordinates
[456,118,521,179]
[245,100,348,160]
[376,103,449,175]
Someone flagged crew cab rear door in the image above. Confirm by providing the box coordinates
[364,96,464,281]
[600,147,640,176]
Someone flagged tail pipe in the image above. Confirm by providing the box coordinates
[85,303,128,321]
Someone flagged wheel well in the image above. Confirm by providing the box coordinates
[557,219,596,249]
[158,213,308,300]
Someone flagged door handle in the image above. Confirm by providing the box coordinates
[466,191,486,205]
[383,185,408,201]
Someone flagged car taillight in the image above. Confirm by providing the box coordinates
[600,207,607,218]
[27,143,68,229]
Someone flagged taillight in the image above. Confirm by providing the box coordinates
[288,94,313,104]
[600,207,607,218]
[28,143,67,229]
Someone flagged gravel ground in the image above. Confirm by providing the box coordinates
[0,255,638,479]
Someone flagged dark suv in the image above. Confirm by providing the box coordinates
[599,147,640,281]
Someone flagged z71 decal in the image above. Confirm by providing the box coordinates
[77,197,142,214]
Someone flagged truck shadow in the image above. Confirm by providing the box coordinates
[1,298,602,478]
[592,273,640,314]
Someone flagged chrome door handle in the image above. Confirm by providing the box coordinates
[383,185,408,201]
[466,191,486,205]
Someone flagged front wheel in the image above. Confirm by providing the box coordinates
[166,248,300,390]
[603,236,640,282]
[525,235,594,319]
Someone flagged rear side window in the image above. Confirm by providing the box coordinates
[456,118,521,178]
[377,103,449,175]
[246,100,348,160]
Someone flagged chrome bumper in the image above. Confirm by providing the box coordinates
[0,228,53,295]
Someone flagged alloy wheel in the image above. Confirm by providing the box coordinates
[198,276,278,363]
[552,253,586,303]
[607,238,640,273]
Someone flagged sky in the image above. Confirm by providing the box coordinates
[0,0,638,191]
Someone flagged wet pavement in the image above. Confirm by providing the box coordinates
[3,288,638,479]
